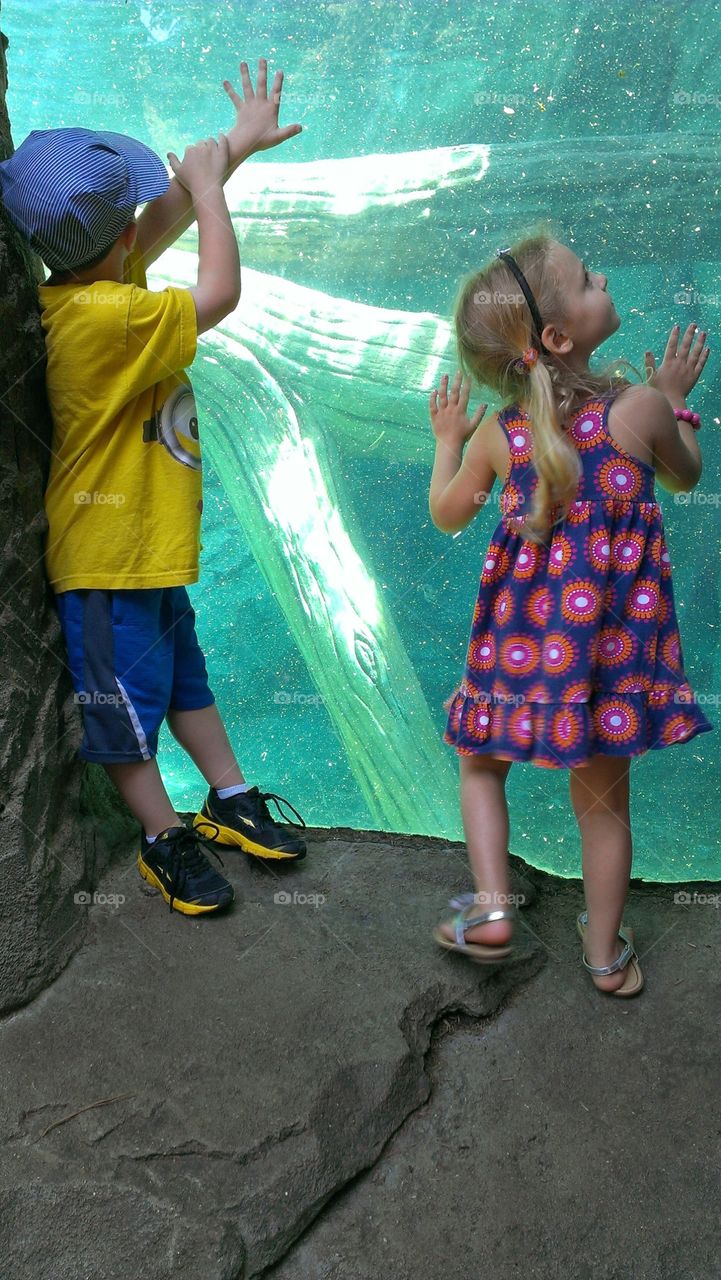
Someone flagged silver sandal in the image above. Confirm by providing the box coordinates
[576,910,644,996]
[433,893,518,964]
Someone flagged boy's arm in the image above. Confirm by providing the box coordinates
[190,175,242,336]
[134,150,242,270]
[135,58,301,270]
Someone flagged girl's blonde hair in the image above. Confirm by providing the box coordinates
[453,221,644,543]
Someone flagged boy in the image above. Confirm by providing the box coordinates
[0,59,306,916]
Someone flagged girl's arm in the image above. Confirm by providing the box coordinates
[429,372,496,534]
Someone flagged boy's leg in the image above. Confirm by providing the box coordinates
[167,587,306,860]
[54,587,195,837]
[104,759,183,838]
[164,588,245,791]
[54,586,233,913]
[165,703,245,791]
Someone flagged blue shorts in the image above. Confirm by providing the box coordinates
[53,586,215,764]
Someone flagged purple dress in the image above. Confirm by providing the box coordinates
[443,392,714,768]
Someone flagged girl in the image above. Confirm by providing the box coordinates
[428,226,714,997]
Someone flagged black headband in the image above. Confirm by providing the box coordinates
[496,248,545,350]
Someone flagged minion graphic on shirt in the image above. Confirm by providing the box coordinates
[143,381,201,471]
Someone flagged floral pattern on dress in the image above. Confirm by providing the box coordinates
[443,394,714,767]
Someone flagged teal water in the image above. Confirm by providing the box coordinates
[4,0,719,878]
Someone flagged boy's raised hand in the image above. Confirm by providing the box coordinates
[223,58,302,162]
[167,134,230,196]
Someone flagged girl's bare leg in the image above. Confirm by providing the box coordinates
[569,754,633,992]
[439,753,514,946]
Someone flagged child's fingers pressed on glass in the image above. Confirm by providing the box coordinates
[678,322,701,356]
[664,325,682,356]
[458,374,472,409]
[692,331,708,362]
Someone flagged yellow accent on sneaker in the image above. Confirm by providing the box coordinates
[192,809,301,860]
[137,854,230,915]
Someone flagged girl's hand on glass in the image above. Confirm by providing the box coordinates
[644,323,709,401]
[429,371,487,446]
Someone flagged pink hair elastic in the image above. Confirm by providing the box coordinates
[514,346,539,373]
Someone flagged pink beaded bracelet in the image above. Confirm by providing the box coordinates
[674,407,702,430]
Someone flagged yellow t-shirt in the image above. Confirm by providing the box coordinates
[38,244,202,591]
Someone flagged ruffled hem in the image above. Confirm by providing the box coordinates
[442,684,714,769]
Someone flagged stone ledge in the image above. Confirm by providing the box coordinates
[0,827,544,1279]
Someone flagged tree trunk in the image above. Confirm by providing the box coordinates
[0,13,135,1014]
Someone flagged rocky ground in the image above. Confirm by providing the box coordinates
[0,822,718,1280]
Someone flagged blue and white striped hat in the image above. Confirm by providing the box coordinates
[0,127,170,271]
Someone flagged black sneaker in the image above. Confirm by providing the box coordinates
[192,786,307,861]
[137,822,235,915]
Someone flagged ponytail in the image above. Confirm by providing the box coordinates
[453,224,643,543]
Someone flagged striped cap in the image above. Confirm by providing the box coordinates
[0,127,170,271]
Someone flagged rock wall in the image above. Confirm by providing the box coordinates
[0,13,135,1014]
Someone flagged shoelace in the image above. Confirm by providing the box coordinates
[154,822,227,914]
[254,789,307,831]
